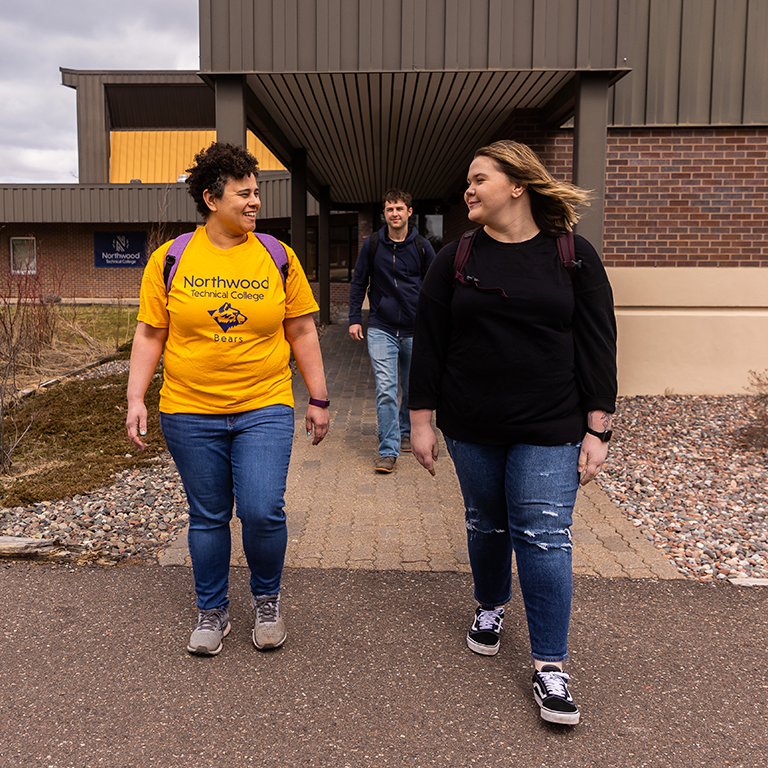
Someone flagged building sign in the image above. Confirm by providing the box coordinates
[94,232,147,268]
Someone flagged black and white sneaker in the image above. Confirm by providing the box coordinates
[466,606,504,656]
[532,665,580,725]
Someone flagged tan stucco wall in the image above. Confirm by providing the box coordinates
[608,268,768,395]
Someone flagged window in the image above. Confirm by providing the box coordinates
[10,237,36,275]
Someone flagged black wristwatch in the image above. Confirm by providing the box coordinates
[585,426,612,442]
[308,397,331,408]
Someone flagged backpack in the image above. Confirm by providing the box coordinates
[366,229,430,281]
[453,229,581,292]
[162,231,289,296]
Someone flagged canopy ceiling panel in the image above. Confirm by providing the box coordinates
[106,84,216,130]
[246,70,574,204]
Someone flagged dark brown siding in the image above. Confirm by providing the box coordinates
[201,0,621,73]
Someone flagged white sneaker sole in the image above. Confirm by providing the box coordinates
[466,633,500,656]
[533,691,580,725]
[187,621,231,656]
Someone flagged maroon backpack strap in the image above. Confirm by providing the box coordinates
[253,233,289,290]
[556,231,582,282]
[453,228,480,286]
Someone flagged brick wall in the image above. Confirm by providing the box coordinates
[445,123,768,267]
[603,128,768,267]
[1,222,190,300]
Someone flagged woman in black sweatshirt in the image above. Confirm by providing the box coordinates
[409,140,617,727]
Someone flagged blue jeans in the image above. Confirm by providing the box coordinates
[445,438,581,663]
[367,328,412,457]
[161,405,294,610]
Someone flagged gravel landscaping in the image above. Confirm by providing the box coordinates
[2,354,767,581]
[598,394,768,582]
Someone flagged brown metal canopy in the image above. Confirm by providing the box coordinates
[242,69,589,205]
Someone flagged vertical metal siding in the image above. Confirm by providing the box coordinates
[339,0,360,71]
[576,0,618,69]
[611,0,649,125]
[711,0,748,125]
[678,0,716,125]
[0,182,302,223]
[645,0,683,125]
[744,0,768,124]
[201,0,623,73]
[510,0,536,70]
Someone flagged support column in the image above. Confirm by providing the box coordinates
[291,148,308,270]
[68,74,109,183]
[318,185,332,325]
[572,72,610,257]
[215,75,247,147]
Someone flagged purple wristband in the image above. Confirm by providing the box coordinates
[308,397,330,408]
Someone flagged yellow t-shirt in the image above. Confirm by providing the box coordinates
[137,227,319,414]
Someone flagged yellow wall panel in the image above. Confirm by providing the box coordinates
[110,131,285,183]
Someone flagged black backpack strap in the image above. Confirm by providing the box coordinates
[366,231,380,278]
[415,233,428,278]
[163,231,195,297]
[556,231,582,282]
[453,229,480,286]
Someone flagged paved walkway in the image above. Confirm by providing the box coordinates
[160,316,680,580]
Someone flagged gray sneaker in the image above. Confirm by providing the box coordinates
[187,607,231,656]
[252,593,287,650]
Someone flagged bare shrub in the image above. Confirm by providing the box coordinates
[742,370,768,449]
[0,269,63,471]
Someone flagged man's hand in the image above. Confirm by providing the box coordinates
[349,324,364,341]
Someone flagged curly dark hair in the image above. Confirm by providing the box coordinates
[185,142,260,219]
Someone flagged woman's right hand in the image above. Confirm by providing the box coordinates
[126,400,148,451]
[125,322,168,452]
[411,413,439,476]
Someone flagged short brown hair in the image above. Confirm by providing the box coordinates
[382,188,412,209]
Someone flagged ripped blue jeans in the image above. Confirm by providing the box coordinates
[445,438,581,663]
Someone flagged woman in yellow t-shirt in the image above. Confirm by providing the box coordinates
[126,142,329,657]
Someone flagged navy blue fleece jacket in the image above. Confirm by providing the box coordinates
[348,225,436,337]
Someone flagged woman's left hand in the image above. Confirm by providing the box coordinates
[305,405,329,445]
[577,434,609,486]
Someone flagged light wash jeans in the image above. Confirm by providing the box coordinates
[367,327,412,457]
[161,405,294,610]
[445,438,581,663]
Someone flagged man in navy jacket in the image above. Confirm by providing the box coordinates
[349,189,436,473]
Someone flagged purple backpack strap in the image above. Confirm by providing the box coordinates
[163,231,195,295]
[162,231,289,296]
[253,233,289,290]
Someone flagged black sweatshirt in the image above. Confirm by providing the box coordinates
[408,229,617,446]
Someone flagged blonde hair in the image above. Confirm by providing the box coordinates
[474,140,592,234]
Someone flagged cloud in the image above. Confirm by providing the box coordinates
[0,0,199,183]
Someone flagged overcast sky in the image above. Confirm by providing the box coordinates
[0,1,199,183]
